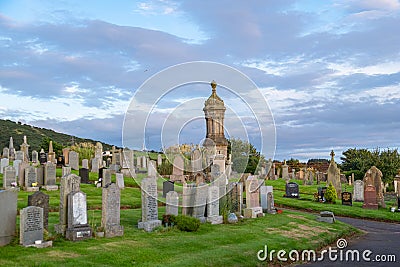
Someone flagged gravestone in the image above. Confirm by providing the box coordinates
[148,160,157,178]
[57,155,65,167]
[182,183,196,216]
[136,157,142,168]
[162,181,174,198]
[79,168,90,184]
[207,185,223,224]
[62,166,71,177]
[0,190,18,246]
[13,159,21,178]
[20,206,43,246]
[44,162,58,191]
[327,151,342,198]
[316,211,335,224]
[102,183,123,237]
[260,186,274,213]
[362,185,378,210]
[165,191,179,216]
[28,191,49,230]
[39,149,47,164]
[227,182,243,214]
[157,154,162,167]
[15,151,24,161]
[18,162,29,187]
[138,177,162,232]
[36,165,44,186]
[82,159,89,169]
[1,158,9,174]
[66,191,92,241]
[62,148,70,165]
[245,176,261,208]
[2,147,9,159]
[317,186,327,202]
[69,151,79,170]
[281,160,289,181]
[353,180,364,202]
[3,166,17,189]
[122,149,134,169]
[91,158,99,173]
[24,166,39,191]
[116,173,124,189]
[285,182,299,198]
[9,137,15,160]
[363,166,385,208]
[341,192,352,206]
[31,150,38,164]
[171,155,184,182]
[193,183,208,222]
[266,192,276,214]
[55,174,81,235]
[142,156,147,169]
[191,149,202,172]
[47,141,56,164]
[102,169,112,187]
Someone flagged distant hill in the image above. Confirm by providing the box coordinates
[0,119,115,153]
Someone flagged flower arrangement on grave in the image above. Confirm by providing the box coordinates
[32,182,38,187]
[11,182,17,187]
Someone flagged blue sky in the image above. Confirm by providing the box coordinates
[1,0,400,162]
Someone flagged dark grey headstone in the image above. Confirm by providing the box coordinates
[0,190,18,246]
[341,192,352,206]
[20,206,43,246]
[162,181,174,198]
[79,168,90,184]
[285,182,299,198]
[28,191,49,230]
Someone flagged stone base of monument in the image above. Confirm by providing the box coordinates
[6,187,20,192]
[66,225,92,241]
[267,208,277,215]
[104,225,124,238]
[193,216,206,223]
[26,240,53,248]
[54,224,66,236]
[138,220,162,232]
[207,215,223,224]
[244,207,264,219]
[362,202,378,209]
[25,186,39,192]
[316,211,335,223]
[42,185,58,191]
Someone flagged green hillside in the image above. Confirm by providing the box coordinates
[0,119,115,153]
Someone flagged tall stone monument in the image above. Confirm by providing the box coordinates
[102,183,123,237]
[327,150,342,198]
[138,177,162,232]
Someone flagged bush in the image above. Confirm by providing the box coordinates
[174,215,200,232]
[324,182,337,204]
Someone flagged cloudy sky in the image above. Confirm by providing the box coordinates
[1,0,399,162]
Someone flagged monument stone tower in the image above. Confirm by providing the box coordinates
[203,80,228,160]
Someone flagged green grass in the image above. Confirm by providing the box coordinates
[1,208,358,267]
[267,179,400,222]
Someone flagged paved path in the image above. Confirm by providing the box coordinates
[299,216,399,266]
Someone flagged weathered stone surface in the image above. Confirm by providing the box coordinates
[245,176,261,208]
[227,182,243,214]
[327,151,342,198]
[363,166,385,208]
[353,180,364,202]
[28,191,49,230]
[243,207,263,218]
[207,185,222,224]
[165,191,179,216]
[20,206,43,246]
[55,174,81,235]
[182,183,196,216]
[0,190,18,246]
[138,177,161,232]
[102,183,123,238]
[66,191,92,241]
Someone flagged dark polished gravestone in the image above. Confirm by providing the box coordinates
[79,168,90,184]
[316,187,327,202]
[285,182,299,198]
[341,192,353,206]
[162,181,174,198]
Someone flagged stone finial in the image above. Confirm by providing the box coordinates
[49,141,53,153]
[330,150,335,161]
[211,80,217,92]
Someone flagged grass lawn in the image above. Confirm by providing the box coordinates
[0,169,362,266]
[267,179,400,222]
[1,208,358,267]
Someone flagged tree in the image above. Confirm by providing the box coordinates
[375,148,400,185]
[229,138,263,174]
[40,137,64,156]
[340,148,377,176]
[324,182,337,204]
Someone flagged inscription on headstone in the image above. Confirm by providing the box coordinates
[20,206,43,246]
[102,183,123,237]
[28,191,49,230]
